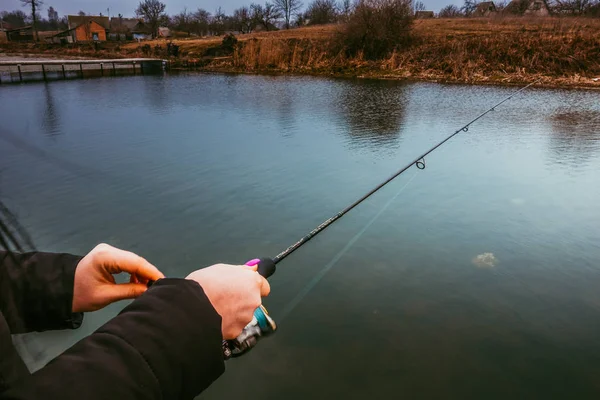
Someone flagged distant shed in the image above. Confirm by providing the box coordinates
[6,26,34,42]
[504,0,550,16]
[473,1,497,16]
[415,10,435,18]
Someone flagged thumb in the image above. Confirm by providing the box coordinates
[102,283,148,304]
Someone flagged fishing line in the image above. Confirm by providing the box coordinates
[270,80,540,267]
[270,82,540,322]
[278,170,419,322]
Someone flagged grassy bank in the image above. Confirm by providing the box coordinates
[2,18,600,88]
[132,18,600,87]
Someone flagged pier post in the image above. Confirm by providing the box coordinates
[41,64,47,81]
[17,64,23,82]
[132,61,136,75]
[80,63,83,78]
[62,64,66,79]
[140,61,144,75]
[112,62,116,76]
[100,63,104,76]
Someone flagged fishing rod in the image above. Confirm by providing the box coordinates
[223,80,539,359]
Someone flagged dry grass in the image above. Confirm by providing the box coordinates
[159,18,600,87]
[3,18,600,87]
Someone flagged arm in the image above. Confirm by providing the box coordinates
[0,251,83,333]
[2,279,225,400]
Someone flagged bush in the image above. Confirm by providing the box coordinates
[222,33,238,52]
[340,0,413,60]
[305,0,339,24]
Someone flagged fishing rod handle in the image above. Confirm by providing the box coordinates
[222,257,277,360]
[146,257,276,287]
[245,257,276,278]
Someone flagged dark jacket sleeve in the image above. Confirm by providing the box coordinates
[1,278,226,400]
[0,251,83,333]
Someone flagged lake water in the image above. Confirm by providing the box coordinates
[1,73,600,399]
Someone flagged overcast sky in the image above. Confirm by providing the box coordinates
[2,0,459,18]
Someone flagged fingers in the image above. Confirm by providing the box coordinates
[258,275,270,297]
[102,282,148,304]
[241,264,270,297]
[94,243,165,281]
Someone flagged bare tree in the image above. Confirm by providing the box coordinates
[172,8,192,35]
[47,5,58,29]
[461,0,479,15]
[251,2,282,31]
[135,0,167,38]
[1,10,28,27]
[273,0,303,29]
[192,8,211,36]
[438,3,463,16]
[414,0,426,11]
[552,0,594,13]
[306,0,339,24]
[78,10,86,16]
[233,6,254,33]
[338,0,353,21]
[210,7,226,35]
[20,0,42,41]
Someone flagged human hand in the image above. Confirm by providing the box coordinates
[186,263,271,339]
[72,243,165,313]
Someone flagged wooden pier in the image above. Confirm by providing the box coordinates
[0,58,168,84]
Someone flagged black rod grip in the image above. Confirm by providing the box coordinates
[256,258,276,279]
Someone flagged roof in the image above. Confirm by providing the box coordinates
[67,15,110,30]
[5,25,33,33]
[474,1,497,13]
[109,17,141,31]
[415,10,435,17]
[477,1,496,8]
[504,0,549,13]
[1,22,17,31]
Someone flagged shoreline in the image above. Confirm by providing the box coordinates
[173,64,600,90]
[2,52,598,90]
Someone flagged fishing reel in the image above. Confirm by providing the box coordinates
[223,258,277,360]
[222,304,277,359]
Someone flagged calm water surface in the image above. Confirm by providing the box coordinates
[1,73,600,399]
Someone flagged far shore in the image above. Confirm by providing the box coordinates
[2,18,599,89]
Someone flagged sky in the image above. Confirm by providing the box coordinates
[2,0,458,17]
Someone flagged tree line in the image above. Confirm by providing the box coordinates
[4,0,383,38]
[439,0,600,17]
[136,0,353,37]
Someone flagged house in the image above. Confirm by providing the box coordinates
[131,21,152,40]
[51,20,107,43]
[473,1,497,16]
[109,17,143,40]
[67,15,110,31]
[415,10,435,18]
[5,26,34,42]
[504,0,550,16]
[524,0,550,15]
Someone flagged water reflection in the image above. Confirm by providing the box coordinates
[41,83,61,137]
[333,80,407,149]
[548,109,600,167]
[143,76,170,114]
